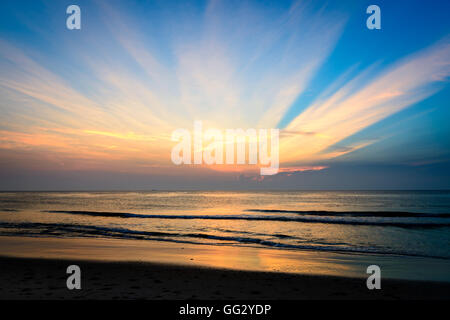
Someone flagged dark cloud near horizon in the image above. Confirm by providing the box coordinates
[1,161,449,191]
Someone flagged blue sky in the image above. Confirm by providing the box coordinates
[0,0,449,190]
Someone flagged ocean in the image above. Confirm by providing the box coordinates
[1,190,449,261]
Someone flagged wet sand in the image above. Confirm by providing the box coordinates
[0,256,449,300]
[0,236,449,299]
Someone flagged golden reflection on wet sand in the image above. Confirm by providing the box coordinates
[1,236,449,282]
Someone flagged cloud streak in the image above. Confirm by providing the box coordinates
[281,38,450,164]
[0,0,448,179]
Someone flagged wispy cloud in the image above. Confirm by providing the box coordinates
[0,1,448,179]
[281,38,450,164]
[0,0,347,173]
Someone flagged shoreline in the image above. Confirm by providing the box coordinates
[0,255,449,300]
[1,235,450,283]
[0,236,450,299]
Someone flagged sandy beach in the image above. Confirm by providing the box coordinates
[1,256,450,300]
[0,236,449,299]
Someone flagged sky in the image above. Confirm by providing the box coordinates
[0,0,449,190]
